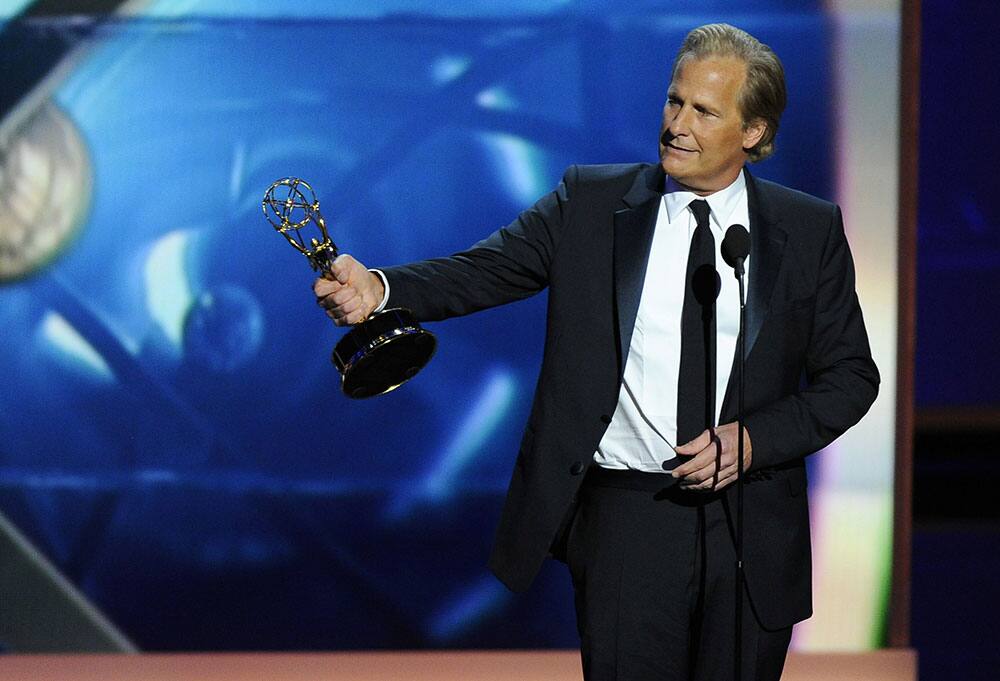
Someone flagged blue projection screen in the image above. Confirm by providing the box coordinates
[0,0,898,652]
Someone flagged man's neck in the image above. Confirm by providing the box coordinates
[665,169,745,198]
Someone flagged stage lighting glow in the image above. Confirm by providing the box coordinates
[143,229,195,349]
[39,311,114,382]
[481,133,549,206]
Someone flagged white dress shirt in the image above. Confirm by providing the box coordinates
[594,170,751,472]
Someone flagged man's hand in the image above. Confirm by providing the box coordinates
[672,422,752,492]
[313,254,385,326]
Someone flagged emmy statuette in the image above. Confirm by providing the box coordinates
[262,177,436,398]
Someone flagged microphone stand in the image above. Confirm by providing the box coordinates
[734,256,746,681]
[721,224,750,681]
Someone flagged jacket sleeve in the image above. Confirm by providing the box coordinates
[743,206,880,469]
[380,167,577,321]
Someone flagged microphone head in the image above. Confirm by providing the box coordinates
[721,224,750,270]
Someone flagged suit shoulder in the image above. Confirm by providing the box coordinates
[752,177,848,253]
[754,176,837,217]
[564,163,651,190]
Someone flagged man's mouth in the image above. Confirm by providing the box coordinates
[666,143,697,154]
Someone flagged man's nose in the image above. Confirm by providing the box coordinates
[669,106,693,136]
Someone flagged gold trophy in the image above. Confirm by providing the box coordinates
[262,177,436,398]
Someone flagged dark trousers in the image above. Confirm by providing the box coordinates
[566,468,792,681]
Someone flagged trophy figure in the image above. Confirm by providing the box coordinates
[262,177,436,398]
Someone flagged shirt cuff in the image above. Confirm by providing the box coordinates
[369,268,390,313]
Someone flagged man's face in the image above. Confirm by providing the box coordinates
[659,56,765,195]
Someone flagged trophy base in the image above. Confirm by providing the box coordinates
[332,307,437,399]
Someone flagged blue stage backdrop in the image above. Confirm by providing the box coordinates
[0,1,839,650]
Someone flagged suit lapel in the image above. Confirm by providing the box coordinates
[744,171,787,361]
[718,170,787,422]
[613,164,664,378]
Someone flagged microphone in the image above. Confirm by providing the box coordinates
[721,224,750,277]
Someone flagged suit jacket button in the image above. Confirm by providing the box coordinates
[570,461,586,476]
[600,414,611,424]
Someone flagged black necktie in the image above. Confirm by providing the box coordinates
[677,199,719,445]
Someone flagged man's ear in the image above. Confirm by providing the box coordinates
[742,118,767,151]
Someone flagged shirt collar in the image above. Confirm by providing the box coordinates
[662,169,747,231]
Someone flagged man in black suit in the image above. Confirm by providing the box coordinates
[315,23,878,681]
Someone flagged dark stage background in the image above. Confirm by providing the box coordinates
[911,1,1000,680]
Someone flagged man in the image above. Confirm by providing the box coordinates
[314,23,878,681]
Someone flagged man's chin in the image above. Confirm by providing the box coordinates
[659,164,709,194]
[660,157,692,181]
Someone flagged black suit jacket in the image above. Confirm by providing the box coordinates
[383,163,879,630]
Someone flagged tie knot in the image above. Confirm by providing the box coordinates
[689,199,711,229]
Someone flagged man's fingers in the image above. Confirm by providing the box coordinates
[330,286,360,307]
[322,293,370,326]
[675,429,712,456]
[713,471,737,490]
[671,449,702,478]
[331,254,359,284]
[672,431,720,477]
[673,423,752,475]
[313,277,343,299]
[677,448,736,489]
[335,296,364,317]
[673,457,720,482]
[311,252,383,328]
[671,422,752,491]
[332,302,367,326]
[680,470,737,492]
[345,309,368,325]
[678,458,728,485]
[327,307,356,327]
[330,263,350,285]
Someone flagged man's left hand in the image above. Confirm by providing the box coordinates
[672,422,752,492]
